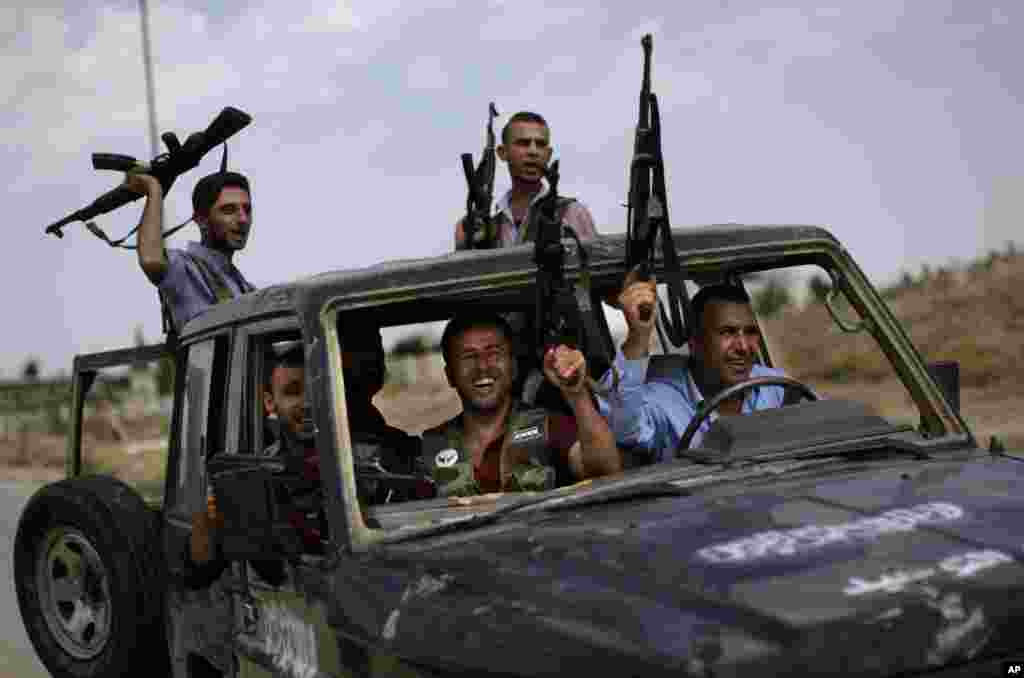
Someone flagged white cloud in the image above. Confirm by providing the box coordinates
[479,2,593,42]
[296,0,361,33]
[1,1,1022,375]
[406,54,449,90]
[540,54,578,77]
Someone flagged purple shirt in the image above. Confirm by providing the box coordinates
[159,241,255,332]
[456,181,599,250]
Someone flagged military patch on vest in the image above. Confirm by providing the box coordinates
[501,409,554,492]
[510,425,543,444]
[435,448,459,468]
[419,406,557,497]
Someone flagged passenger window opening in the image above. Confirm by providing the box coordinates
[250,330,304,455]
[170,335,228,518]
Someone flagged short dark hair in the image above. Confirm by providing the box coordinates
[690,284,752,334]
[441,313,514,363]
[501,111,548,145]
[264,341,303,390]
[192,171,251,217]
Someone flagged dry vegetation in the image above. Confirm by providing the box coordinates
[3,248,1022,486]
[763,249,1024,447]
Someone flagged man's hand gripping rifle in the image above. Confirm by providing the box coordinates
[44,106,253,248]
[531,160,609,403]
[625,35,689,347]
[460,103,500,249]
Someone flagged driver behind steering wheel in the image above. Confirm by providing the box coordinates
[598,275,789,460]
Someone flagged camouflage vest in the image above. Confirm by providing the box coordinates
[420,406,556,497]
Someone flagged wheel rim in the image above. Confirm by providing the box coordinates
[35,527,112,660]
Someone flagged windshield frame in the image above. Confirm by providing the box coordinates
[316,233,973,551]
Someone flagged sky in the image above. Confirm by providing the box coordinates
[3,0,1021,377]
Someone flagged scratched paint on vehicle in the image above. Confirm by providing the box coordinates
[238,584,343,678]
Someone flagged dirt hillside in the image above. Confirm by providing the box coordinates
[762,247,1024,447]
[3,247,1022,484]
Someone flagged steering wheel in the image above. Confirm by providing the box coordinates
[674,376,818,458]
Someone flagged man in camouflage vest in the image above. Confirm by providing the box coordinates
[454,111,598,250]
[422,313,622,497]
[124,170,257,333]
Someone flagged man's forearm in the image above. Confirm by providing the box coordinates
[597,350,660,453]
[454,218,469,250]
[136,185,167,282]
[568,391,623,477]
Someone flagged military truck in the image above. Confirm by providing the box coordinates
[14,225,1024,677]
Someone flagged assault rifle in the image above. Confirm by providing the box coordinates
[532,160,579,354]
[459,102,500,249]
[528,160,610,406]
[625,35,689,347]
[44,106,253,247]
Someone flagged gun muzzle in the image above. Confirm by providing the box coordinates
[204,107,253,147]
[92,154,149,173]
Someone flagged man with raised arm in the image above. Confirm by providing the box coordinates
[454,111,598,250]
[421,313,622,497]
[601,275,789,461]
[124,170,256,332]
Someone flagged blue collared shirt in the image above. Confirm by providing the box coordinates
[159,241,255,332]
[597,350,787,462]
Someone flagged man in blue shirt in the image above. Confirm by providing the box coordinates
[600,276,787,461]
[124,171,256,333]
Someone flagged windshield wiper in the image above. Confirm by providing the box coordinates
[376,491,571,544]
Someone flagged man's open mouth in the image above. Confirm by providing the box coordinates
[473,377,496,394]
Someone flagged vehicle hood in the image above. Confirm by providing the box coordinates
[377,454,1024,677]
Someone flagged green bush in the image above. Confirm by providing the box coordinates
[155,357,175,396]
[753,278,792,317]
[44,401,65,435]
[808,275,831,303]
[391,335,431,356]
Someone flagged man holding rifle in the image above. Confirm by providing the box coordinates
[455,111,599,250]
[124,169,256,332]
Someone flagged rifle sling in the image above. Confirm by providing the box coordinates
[83,216,194,251]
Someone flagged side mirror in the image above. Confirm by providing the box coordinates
[207,454,304,561]
[926,360,960,415]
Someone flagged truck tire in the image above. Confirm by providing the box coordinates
[14,475,170,678]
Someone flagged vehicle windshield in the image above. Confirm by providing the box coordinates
[328,259,963,539]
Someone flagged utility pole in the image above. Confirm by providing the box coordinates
[139,0,159,160]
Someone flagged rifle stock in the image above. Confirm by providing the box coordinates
[45,106,253,239]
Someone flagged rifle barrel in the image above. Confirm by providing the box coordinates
[199,107,253,156]
[461,153,476,188]
[43,106,253,239]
